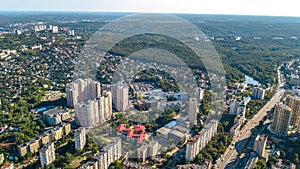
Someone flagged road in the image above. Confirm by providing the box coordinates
[216,88,285,169]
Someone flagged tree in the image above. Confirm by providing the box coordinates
[294,153,299,163]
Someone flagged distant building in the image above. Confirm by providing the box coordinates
[67,30,75,36]
[252,87,265,100]
[15,29,22,35]
[34,25,46,32]
[285,95,300,125]
[271,102,292,136]
[188,98,198,125]
[112,83,129,112]
[253,135,268,160]
[39,142,55,169]
[52,26,58,33]
[75,127,86,151]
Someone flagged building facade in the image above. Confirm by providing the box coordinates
[112,84,129,112]
[285,95,300,125]
[271,102,292,136]
[253,135,268,159]
[39,142,55,169]
[252,87,265,100]
[75,127,86,151]
[188,98,198,126]
[185,120,218,161]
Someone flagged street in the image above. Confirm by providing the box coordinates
[216,88,285,169]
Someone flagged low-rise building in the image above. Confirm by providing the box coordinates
[156,127,170,143]
[42,107,70,126]
[18,144,28,157]
[17,123,71,157]
[28,137,40,154]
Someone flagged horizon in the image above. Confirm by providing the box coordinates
[0,10,300,18]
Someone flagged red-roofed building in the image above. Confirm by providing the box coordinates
[117,124,146,144]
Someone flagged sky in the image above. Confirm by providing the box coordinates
[0,0,300,17]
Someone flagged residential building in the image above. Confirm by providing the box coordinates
[40,133,50,145]
[112,83,129,112]
[285,95,300,125]
[75,127,86,151]
[52,26,58,33]
[51,126,63,141]
[66,78,101,108]
[18,144,28,157]
[188,98,198,125]
[75,90,112,127]
[39,142,55,169]
[185,120,218,161]
[271,103,292,136]
[229,99,246,115]
[63,123,71,135]
[75,99,99,127]
[252,87,265,100]
[147,140,159,157]
[253,135,268,159]
[80,138,121,169]
[28,137,40,154]
[137,144,148,162]
[17,123,71,157]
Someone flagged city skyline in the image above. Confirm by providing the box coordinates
[0,0,300,17]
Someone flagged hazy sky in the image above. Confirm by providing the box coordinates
[1,0,299,17]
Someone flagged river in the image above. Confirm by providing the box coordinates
[244,75,261,86]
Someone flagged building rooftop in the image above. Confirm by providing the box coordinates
[164,121,176,129]
[156,127,171,136]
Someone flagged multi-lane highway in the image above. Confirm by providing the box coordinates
[216,88,285,169]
